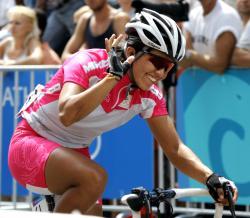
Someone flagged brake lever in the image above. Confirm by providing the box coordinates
[223,183,236,218]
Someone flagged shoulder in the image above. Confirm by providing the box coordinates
[185,5,202,30]
[215,0,241,23]
[188,5,203,20]
[65,49,109,71]
[112,9,130,34]
[77,10,92,28]
[26,38,42,53]
[112,8,130,23]
[215,2,243,37]
[0,36,12,47]
[74,5,91,23]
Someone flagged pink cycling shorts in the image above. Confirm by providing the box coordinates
[8,119,90,195]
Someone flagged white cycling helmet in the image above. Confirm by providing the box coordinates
[125,8,186,62]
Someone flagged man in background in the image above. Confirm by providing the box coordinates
[180,0,243,74]
[61,0,130,61]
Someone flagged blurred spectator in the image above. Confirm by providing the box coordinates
[231,0,250,67]
[61,0,130,62]
[41,0,85,56]
[73,5,91,24]
[131,0,189,22]
[35,9,62,65]
[186,0,200,10]
[22,0,37,8]
[180,0,243,74]
[223,0,236,8]
[0,0,16,40]
[0,0,16,29]
[235,0,250,26]
[117,0,135,18]
[0,6,43,65]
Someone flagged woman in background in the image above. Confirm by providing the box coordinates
[0,5,43,65]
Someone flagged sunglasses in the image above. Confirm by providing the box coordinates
[143,50,175,72]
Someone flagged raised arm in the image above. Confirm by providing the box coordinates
[58,75,119,126]
[61,13,90,62]
[59,34,134,126]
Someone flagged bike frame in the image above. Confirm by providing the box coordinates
[121,188,224,218]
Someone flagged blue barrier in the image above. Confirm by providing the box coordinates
[2,70,53,197]
[176,67,250,205]
[1,69,154,199]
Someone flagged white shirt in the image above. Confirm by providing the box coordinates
[237,20,250,51]
[184,0,243,56]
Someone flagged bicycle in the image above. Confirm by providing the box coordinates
[120,184,236,218]
[31,183,236,218]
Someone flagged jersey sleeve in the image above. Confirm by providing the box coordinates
[63,54,90,89]
[213,15,243,42]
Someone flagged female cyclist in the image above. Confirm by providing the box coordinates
[8,8,237,216]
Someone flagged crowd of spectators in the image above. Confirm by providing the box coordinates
[180,0,243,74]
[0,0,249,73]
[1,0,248,214]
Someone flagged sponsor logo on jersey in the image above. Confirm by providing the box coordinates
[150,86,163,99]
[82,60,109,73]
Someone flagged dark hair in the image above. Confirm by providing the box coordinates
[115,32,145,62]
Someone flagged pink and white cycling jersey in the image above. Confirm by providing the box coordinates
[21,49,167,148]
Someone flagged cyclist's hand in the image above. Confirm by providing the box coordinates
[105,34,134,79]
[206,173,238,205]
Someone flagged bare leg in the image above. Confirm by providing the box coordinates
[45,147,107,214]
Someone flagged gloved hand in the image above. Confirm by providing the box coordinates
[206,173,238,204]
[108,48,131,79]
[105,34,134,79]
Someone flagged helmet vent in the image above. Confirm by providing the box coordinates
[143,29,160,47]
[141,15,149,25]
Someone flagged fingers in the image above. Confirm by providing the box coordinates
[105,34,123,52]
[216,186,238,206]
[112,34,123,48]
[217,188,225,204]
